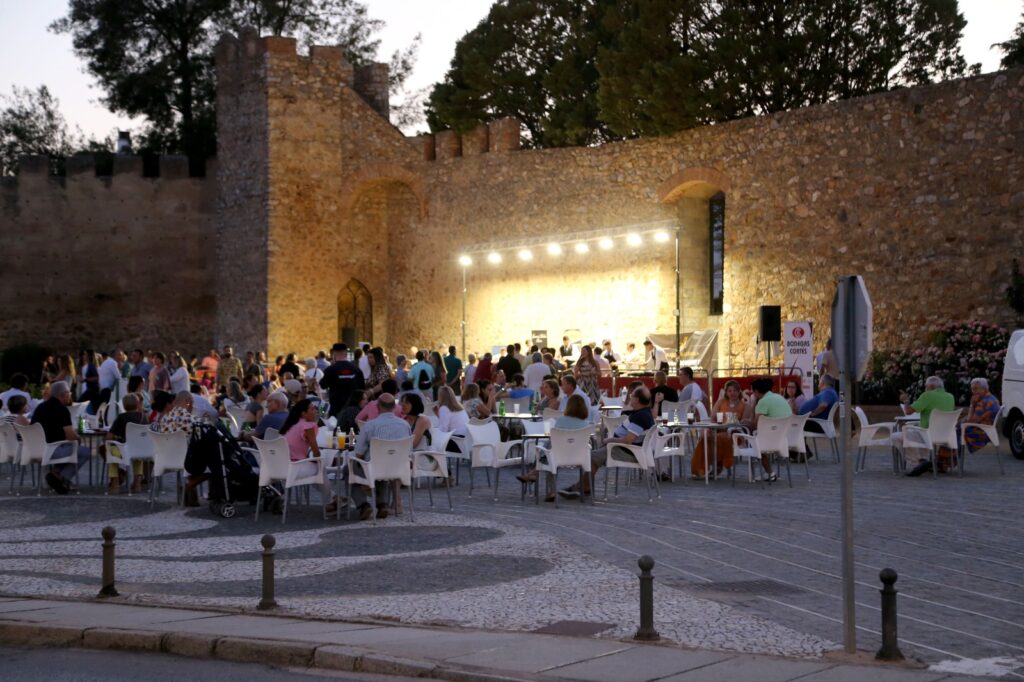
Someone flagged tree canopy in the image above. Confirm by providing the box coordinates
[51,0,419,170]
[0,86,81,176]
[996,12,1024,69]
[428,0,980,146]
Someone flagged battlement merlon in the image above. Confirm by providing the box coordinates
[11,154,211,182]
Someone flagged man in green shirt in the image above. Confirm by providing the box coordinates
[898,376,955,476]
[750,377,793,482]
[443,345,463,392]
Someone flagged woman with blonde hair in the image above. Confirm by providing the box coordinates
[435,385,468,436]
[169,352,190,394]
[573,345,600,405]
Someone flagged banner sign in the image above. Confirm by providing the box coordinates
[784,321,814,398]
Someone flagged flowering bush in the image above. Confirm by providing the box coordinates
[858,321,1009,405]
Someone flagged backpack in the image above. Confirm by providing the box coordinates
[417,367,432,391]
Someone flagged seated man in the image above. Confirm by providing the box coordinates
[105,393,149,493]
[678,366,704,404]
[349,394,411,521]
[650,371,679,416]
[798,375,839,432]
[749,377,792,482]
[243,392,289,441]
[558,374,597,422]
[0,373,35,414]
[560,387,655,497]
[898,376,955,476]
[190,383,220,424]
[29,381,90,494]
[507,374,534,400]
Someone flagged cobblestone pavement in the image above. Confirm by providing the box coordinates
[0,439,1021,678]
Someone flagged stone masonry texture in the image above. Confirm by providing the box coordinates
[1,30,1021,364]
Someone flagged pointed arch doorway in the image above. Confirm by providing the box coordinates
[338,278,372,346]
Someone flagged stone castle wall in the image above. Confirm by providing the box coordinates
[0,155,216,354]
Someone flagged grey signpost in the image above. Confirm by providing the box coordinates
[831,275,873,654]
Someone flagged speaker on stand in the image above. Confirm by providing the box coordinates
[759,306,782,371]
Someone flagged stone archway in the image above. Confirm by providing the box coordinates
[338,278,373,346]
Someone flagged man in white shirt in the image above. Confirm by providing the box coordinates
[98,349,125,406]
[678,366,704,403]
[0,374,34,413]
[523,352,550,390]
[593,349,612,377]
[644,340,668,371]
[558,375,598,422]
[622,342,641,367]
[357,344,371,381]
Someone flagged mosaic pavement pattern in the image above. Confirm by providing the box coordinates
[0,494,833,658]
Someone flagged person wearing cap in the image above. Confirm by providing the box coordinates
[282,378,305,405]
[349,393,411,520]
[320,343,365,417]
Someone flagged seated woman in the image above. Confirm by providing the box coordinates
[462,381,496,420]
[961,377,1001,462]
[401,392,433,450]
[337,390,367,434]
[535,379,561,413]
[435,386,469,439]
[153,391,194,433]
[783,379,806,414]
[356,379,401,421]
[244,384,266,428]
[692,380,749,479]
[517,394,591,500]
[279,398,338,514]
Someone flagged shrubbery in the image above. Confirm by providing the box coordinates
[858,321,1009,405]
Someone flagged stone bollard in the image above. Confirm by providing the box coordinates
[98,526,119,597]
[257,534,277,610]
[634,555,660,641]
[876,568,904,661]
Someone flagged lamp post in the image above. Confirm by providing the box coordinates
[458,255,471,358]
[675,225,682,375]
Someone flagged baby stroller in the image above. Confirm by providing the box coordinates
[187,422,282,518]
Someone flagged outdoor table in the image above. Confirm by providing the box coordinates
[78,428,109,487]
[891,414,921,473]
[667,420,740,484]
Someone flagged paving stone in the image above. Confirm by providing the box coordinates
[656,655,833,681]
[546,645,731,681]
[82,627,163,652]
[797,665,948,681]
[446,637,633,673]
[214,636,314,667]
[161,631,216,658]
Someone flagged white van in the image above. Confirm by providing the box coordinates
[1003,330,1024,459]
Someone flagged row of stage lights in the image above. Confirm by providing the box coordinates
[458,230,672,267]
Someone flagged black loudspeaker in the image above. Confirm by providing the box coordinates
[759,305,782,342]
[342,327,357,349]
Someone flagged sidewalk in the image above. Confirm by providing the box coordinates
[0,597,976,681]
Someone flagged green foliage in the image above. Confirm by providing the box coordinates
[996,12,1024,69]
[430,0,979,146]
[50,0,418,167]
[0,343,51,384]
[859,321,1009,405]
[0,86,76,176]
[1007,258,1024,320]
[426,0,620,148]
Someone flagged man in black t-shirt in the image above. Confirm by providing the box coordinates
[319,343,365,416]
[29,381,90,493]
[650,371,679,416]
[496,344,522,380]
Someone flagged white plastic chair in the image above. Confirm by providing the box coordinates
[804,401,841,463]
[253,436,326,523]
[542,408,562,422]
[148,430,189,506]
[536,426,594,506]
[506,397,532,415]
[466,421,524,501]
[853,407,896,472]
[601,397,624,409]
[660,400,685,421]
[693,400,709,422]
[0,422,22,493]
[959,406,1006,476]
[69,401,89,426]
[14,423,78,496]
[103,399,120,429]
[119,422,156,494]
[412,428,453,512]
[226,406,250,432]
[348,436,414,520]
[604,427,659,501]
[732,416,791,487]
[652,427,687,482]
[902,408,961,478]
[786,414,811,482]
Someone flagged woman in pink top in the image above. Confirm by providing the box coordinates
[279,399,338,513]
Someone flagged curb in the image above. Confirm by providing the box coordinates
[0,621,546,681]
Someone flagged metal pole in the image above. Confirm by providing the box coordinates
[257,534,277,610]
[461,266,467,359]
[674,227,681,375]
[634,555,660,641]
[839,276,857,652]
[876,568,904,660]
[98,526,119,597]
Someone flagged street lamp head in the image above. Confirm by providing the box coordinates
[547,243,562,256]
[458,255,473,267]
[487,252,502,264]
[626,233,642,247]
[574,242,589,254]
[654,231,670,243]
[598,237,614,250]
[517,248,533,262]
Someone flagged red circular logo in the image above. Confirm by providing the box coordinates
[792,327,805,338]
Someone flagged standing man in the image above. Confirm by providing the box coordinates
[409,351,434,395]
[497,344,522,380]
[129,349,151,381]
[358,343,372,382]
[644,340,668,372]
[320,343,365,417]
[216,345,243,391]
[558,336,576,367]
[30,381,90,494]
[98,349,125,408]
[444,345,463,392]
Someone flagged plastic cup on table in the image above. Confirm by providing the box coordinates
[716,412,725,424]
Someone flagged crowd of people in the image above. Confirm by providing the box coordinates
[0,335,1004,508]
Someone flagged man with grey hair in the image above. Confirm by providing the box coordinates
[29,381,90,493]
[898,376,955,476]
[243,392,288,441]
[798,375,839,433]
[348,393,411,521]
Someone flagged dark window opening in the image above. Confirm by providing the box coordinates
[709,192,725,315]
